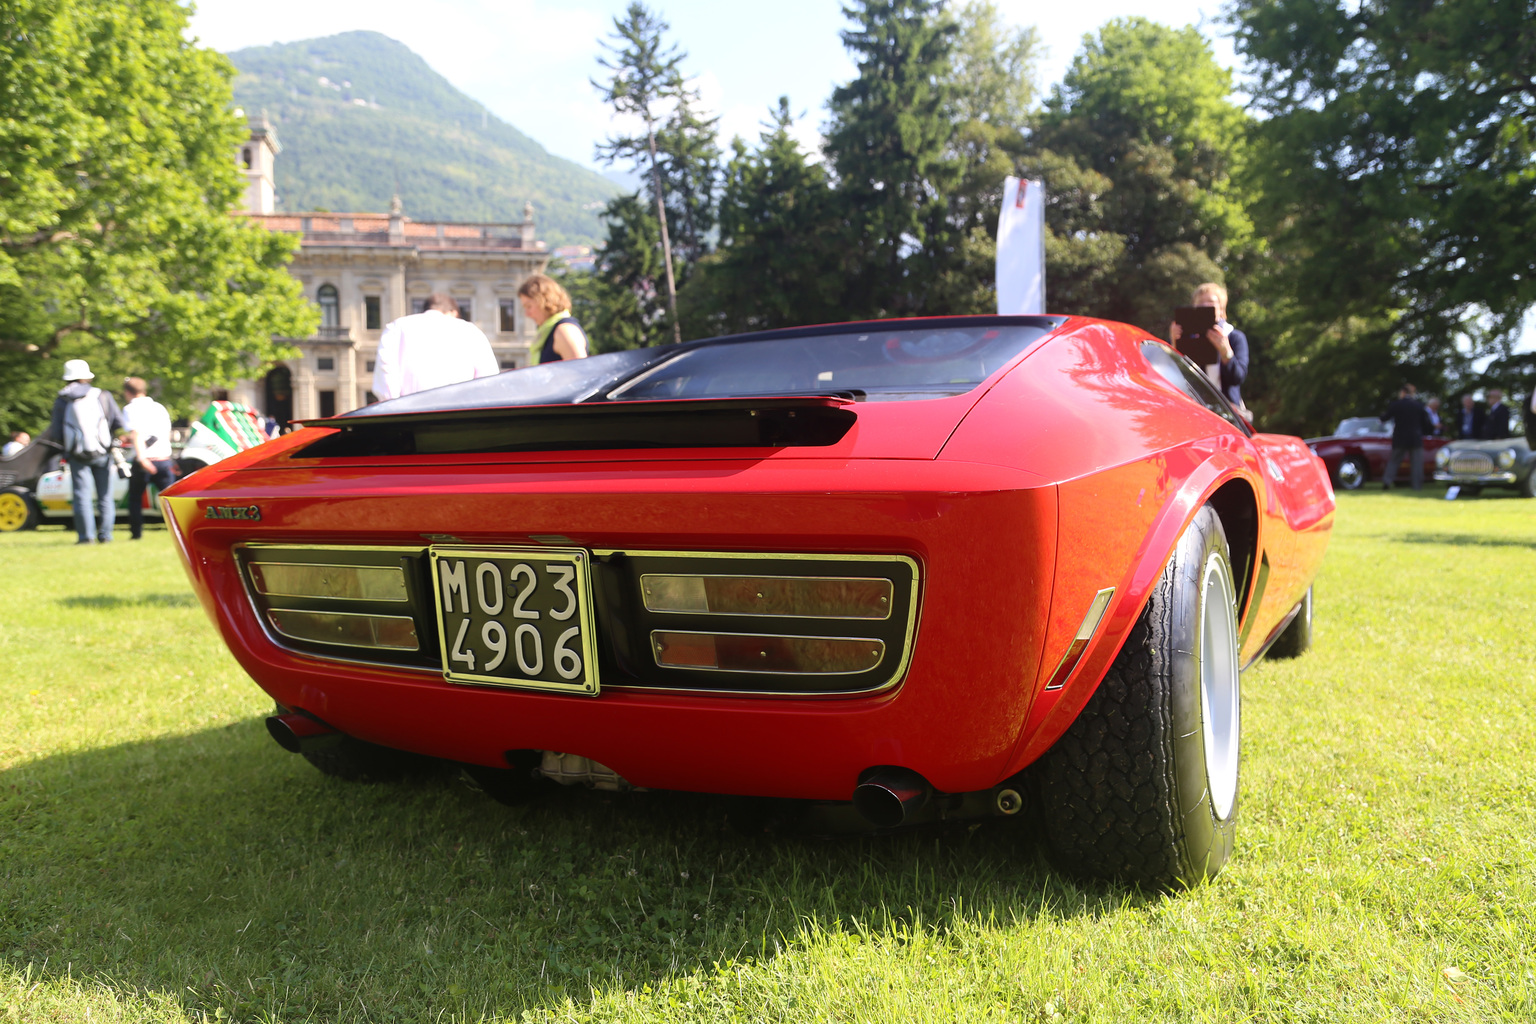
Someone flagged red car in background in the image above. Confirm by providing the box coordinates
[162,316,1334,889]
[1307,417,1448,490]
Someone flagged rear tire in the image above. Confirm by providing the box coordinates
[0,488,39,532]
[1266,586,1313,659]
[1035,504,1241,888]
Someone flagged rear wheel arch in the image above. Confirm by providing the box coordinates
[1206,477,1258,624]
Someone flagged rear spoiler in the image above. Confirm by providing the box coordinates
[291,396,857,458]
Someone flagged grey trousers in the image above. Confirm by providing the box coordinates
[1383,446,1424,489]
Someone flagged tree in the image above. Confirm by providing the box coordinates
[0,0,317,433]
[1228,0,1536,429]
[594,2,688,344]
[680,99,844,335]
[654,90,721,268]
[825,0,962,318]
[925,1,1042,313]
[565,194,668,353]
[1025,18,1255,334]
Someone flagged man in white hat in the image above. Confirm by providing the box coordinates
[47,358,127,543]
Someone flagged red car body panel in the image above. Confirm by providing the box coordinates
[164,316,1334,802]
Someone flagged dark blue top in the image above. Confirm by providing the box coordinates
[1219,327,1249,407]
[1383,396,1430,447]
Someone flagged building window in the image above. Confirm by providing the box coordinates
[410,297,428,315]
[364,296,381,330]
[365,391,378,405]
[242,147,252,169]
[317,284,340,327]
[456,299,473,322]
[317,356,334,371]
[365,360,375,372]
[211,389,230,402]
[499,298,518,332]
[318,390,336,418]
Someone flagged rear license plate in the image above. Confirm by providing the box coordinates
[429,546,600,695]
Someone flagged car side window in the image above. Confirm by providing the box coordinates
[1139,341,1252,436]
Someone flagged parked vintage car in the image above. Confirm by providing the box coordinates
[0,400,273,532]
[1434,436,1536,496]
[162,315,1335,888]
[1307,417,1448,490]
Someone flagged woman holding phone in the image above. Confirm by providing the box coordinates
[1168,282,1250,419]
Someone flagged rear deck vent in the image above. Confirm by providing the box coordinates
[294,397,856,458]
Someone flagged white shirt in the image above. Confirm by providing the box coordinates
[372,310,500,401]
[122,395,174,460]
[1,441,24,458]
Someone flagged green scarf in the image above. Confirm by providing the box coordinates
[532,310,572,366]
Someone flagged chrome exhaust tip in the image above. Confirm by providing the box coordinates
[852,766,932,828]
[265,711,339,754]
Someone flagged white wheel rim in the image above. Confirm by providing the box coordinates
[1199,553,1241,821]
[1338,459,1364,489]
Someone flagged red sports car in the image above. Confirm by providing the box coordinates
[1307,417,1448,490]
[163,316,1333,888]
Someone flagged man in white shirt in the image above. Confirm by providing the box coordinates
[371,293,500,401]
[121,376,176,540]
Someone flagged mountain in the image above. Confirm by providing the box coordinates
[227,32,619,246]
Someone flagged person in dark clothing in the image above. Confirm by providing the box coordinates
[1456,394,1485,440]
[1167,282,1249,415]
[1525,391,1536,442]
[1425,396,1443,436]
[1382,383,1430,490]
[47,359,127,542]
[1482,388,1511,439]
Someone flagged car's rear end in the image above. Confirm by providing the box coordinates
[164,319,1075,802]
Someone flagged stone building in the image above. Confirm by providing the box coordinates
[229,118,550,424]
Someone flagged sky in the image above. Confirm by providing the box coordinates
[186,0,1239,172]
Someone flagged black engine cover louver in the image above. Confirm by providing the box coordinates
[293,397,856,458]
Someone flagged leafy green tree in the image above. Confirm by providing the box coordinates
[565,195,668,353]
[926,1,1042,313]
[655,90,721,268]
[825,0,963,318]
[1025,18,1255,334]
[681,99,844,335]
[1228,0,1536,430]
[0,0,317,433]
[594,3,688,344]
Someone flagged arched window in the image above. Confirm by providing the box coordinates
[317,284,340,327]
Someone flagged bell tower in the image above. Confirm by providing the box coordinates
[239,114,282,215]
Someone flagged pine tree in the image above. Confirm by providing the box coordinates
[655,91,721,269]
[824,0,961,318]
[593,3,687,343]
[682,99,843,334]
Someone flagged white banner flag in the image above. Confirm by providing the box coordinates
[996,176,1045,315]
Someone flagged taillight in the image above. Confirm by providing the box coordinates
[641,574,892,619]
[652,631,885,674]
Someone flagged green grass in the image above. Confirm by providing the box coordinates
[2,490,1534,1023]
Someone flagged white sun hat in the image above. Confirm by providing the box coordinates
[62,359,94,381]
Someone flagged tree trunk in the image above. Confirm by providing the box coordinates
[647,128,682,345]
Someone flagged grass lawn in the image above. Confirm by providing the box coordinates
[2,489,1534,1023]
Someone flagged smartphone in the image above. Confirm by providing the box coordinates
[1174,306,1219,364]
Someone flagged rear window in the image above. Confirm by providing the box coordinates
[610,324,1055,402]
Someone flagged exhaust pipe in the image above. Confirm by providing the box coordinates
[265,711,340,753]
[853,766,932,828]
